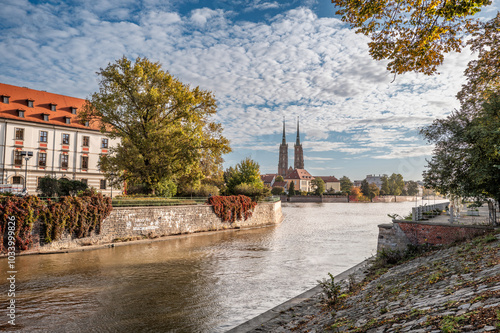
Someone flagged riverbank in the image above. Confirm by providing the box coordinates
[234,231,500,332]
[1,200,283,257]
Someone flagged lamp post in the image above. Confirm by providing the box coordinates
[20,151,33,194]
[110,172,116,199]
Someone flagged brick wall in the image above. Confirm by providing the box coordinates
[378,220,495,253]
[35,201,283,253]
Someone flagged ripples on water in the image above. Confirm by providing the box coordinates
[0,201,433,332]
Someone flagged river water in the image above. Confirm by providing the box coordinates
[0,202,426,332]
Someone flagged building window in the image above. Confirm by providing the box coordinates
[81,179,87,185]
[61,154,69,168]
[14,151,23,166]
[62,133,70,145]
[100,179,106,190]
[17,110,25,118]
[84,121,89,127]
[42,113,49,121]
[71,107,77,114]
[40,131,48,142]
[82,136,89,147]
[27,100,34,108]
[12,176,22,185]
[101,138,108,149]
[65,117,71,124]
[15,128,24,140]
[50,103,57,111]
[38,153,47,167]
[1,95,10,104]
[82,156,88,169]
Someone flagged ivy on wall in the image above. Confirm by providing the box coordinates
[0,189,112,252]
[207,195,257,223]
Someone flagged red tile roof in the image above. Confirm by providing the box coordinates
[316,176,340,183]
[261,174,277,183]
[272,181,287,188]
[284,169,314,180]
[0,83,100,131]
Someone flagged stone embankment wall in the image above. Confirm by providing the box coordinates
[378,220,495,253]
[281,195,422,203]
[34,201,283,253]
[280,196,348,203]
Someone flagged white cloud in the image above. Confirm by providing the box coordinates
[0,2,481,178]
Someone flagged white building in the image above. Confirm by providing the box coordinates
[0,83,120,196]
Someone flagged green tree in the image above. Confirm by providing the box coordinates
[288,181,295,197]
[422,92,500,205]
[360,179,370,197]
[332,0,492,75]
[225,158,264,193]
[389,173,405,196]
[340,176,353,193]
[406,181,419,196]
[271,186,285,195]
[81,57,230,194]
[380,175,390,195]
[368,183,380,201]
[312,178,326,195]
[275,175,284,182]
[37,176,59,197]
[37,176,87,197]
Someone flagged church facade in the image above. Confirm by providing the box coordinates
[278,117,305,177]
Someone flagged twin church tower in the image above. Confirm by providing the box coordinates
[278,117,304,177]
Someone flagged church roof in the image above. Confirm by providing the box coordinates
[316,176,340,183]
[285,169,314,180]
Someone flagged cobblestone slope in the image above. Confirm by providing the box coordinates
[252,233,500,332]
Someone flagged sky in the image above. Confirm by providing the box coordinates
[1,0,499,181]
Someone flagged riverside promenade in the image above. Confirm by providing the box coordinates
[230,205,500,332]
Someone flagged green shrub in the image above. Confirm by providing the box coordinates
[271,186,284,195]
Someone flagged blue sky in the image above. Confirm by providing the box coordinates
[1,0,499,181]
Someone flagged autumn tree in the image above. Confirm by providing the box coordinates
[80,57,230,194]
[332,0,492,75]
[312,178,326,195]
[340,176,353,193]
[349,186,364,202]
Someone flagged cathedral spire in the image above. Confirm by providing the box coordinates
[282,116,286,144]
[294,116,304,169]
[278,116,289,177]
[296,116,300,145]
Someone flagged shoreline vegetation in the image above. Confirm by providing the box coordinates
[236,231,500,332]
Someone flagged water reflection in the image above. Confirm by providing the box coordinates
[0,202,428,332]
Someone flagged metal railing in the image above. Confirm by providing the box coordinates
[412,202,449,221]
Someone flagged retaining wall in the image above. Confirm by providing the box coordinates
[377,220,495,253]
[29,201,283,253]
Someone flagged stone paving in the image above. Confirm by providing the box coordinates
[249,233,500,332]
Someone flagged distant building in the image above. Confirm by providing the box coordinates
[285,168,314,192]
[0,83,120,196]
[261,174,277,187]
[316,176,340,193]
[365,174,388,189]
[277,116,304,176]
[272,181,288,191]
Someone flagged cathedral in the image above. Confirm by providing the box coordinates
[278,117,304,177]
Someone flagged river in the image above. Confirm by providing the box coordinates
[0,201,429,332]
